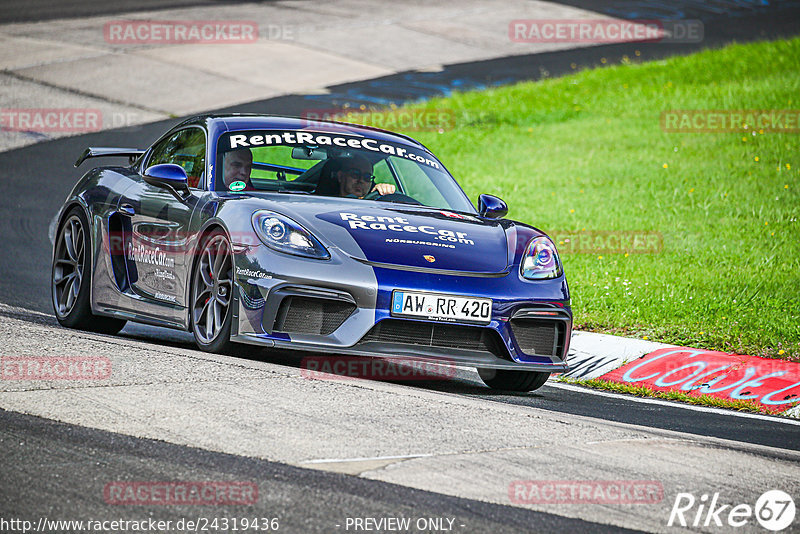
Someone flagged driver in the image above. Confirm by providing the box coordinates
[222,148,255,190]
[331,155,396,198]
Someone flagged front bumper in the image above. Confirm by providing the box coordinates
[230,244,571,372]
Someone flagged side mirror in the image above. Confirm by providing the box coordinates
[478,194,508,219]
[144,164,191,200]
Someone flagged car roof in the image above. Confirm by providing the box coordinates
[174,113,430,153]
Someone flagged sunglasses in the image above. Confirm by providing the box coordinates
[341,168,374,183]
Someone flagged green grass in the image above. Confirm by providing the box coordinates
[396,38,800,361]
[557,377,780,415]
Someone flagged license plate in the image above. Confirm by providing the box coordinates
[391,291,492,324]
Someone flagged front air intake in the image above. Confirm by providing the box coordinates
[273,296,355,335]
[509,318,566,358]
[358,319,507,358]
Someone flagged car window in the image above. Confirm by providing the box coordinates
[148,128,206,189]
[372,159,399,191]
[249,146,317,183]
[215,130,475,212]
[389,156,449,207]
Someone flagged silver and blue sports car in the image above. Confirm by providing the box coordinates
[52,115,571,391]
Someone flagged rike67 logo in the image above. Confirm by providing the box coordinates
[668,490,795,531]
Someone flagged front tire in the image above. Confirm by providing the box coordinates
[51,207,126,335]
[477,368,550,392]
[190,230,236,353]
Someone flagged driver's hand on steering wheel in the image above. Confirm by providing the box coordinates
[372,183,396,196]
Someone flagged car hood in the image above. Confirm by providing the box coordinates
[231,195,509,273]
[222,195,511,273]
[308,203,507,272]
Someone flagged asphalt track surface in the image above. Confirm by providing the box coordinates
[0,0,260,24]
[2,409,634,533]
[1,2,800,532]
[2,304,799,454]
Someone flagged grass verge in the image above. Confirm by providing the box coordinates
[399,38,800,360]
[556,377,782,415]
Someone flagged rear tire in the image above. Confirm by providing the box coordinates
[51,207,127,335]
[477,368,550,392]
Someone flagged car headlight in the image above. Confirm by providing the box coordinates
[251,211,329,259]
[520,236,563,280]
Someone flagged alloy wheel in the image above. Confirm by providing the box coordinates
[192,234,233,344]
[52,214,85,317]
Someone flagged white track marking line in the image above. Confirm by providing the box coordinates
[302,453,435,464]
[547,381,800,425]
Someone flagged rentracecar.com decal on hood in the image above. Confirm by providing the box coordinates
[316,210,510,273]
[337,212,475,246]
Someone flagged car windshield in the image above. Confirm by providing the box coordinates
[215,130,475,212]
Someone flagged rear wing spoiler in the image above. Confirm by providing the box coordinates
[74,147,146,167]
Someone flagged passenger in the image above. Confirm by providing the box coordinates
[327,155,396,198]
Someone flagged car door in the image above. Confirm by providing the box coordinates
[116,127,206,323]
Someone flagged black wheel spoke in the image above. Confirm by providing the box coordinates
[54,271,75,287]
[195,286,211,303]
[200,265,213,289]
[194,297,210,325]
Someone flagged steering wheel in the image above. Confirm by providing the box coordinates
[365,192,422,205]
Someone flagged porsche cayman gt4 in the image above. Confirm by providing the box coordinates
[52,114,571,391]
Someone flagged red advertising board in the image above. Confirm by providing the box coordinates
[601,348,800,412]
